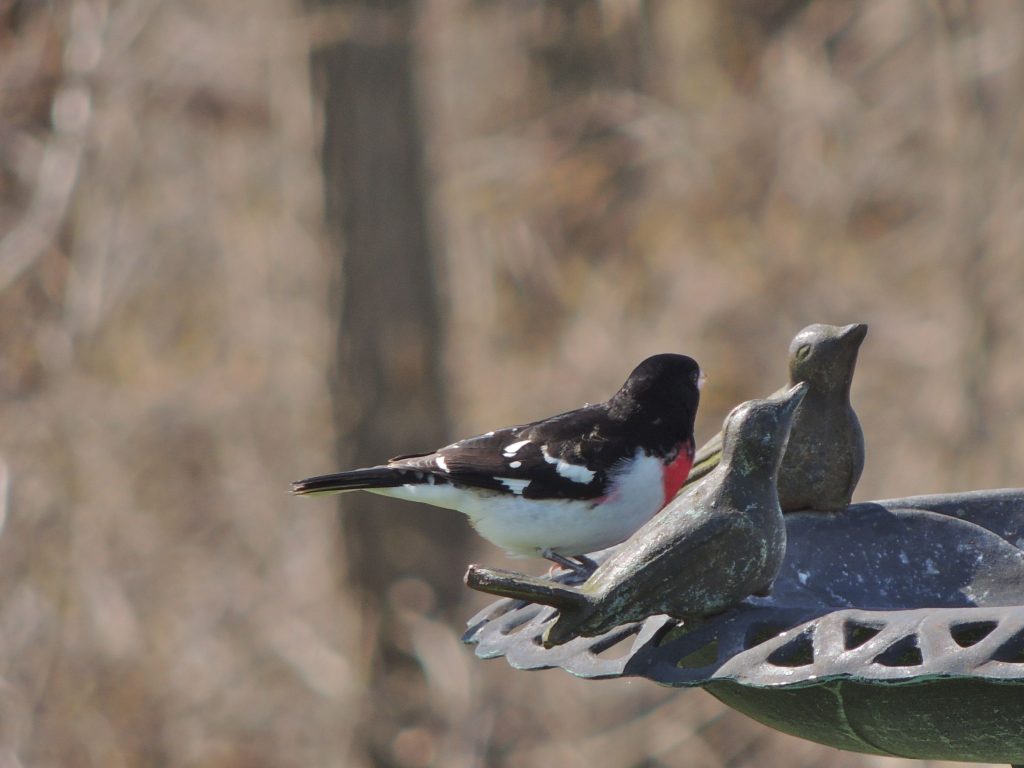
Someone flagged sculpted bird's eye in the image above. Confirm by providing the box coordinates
[795,344,812,362]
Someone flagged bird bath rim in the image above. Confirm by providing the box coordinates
[461,489,1024,763]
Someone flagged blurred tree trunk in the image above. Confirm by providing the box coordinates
[310,1,471,765]
[529,0,653,100]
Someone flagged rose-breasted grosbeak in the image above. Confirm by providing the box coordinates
[292,354,702,574]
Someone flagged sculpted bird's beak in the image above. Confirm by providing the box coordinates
[779,381,809,419]
[840,323,868,346]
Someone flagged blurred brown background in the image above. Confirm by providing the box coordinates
[1,0,1021,766]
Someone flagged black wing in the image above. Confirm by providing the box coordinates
[387,404,639,501]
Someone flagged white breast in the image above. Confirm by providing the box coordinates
[371,449,666,558]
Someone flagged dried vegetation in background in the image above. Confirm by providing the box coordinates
[0,1,1021,767]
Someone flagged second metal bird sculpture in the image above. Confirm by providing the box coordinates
[466,383,808,647]
[683,323,867,511]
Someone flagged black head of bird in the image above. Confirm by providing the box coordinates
[466,383,808,647]
[607,353,702,447]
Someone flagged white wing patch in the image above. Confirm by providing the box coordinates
[502,440,530,458]
[541,447,596,484]
[435,455,449,472]
[497,477,530,495]
[509,460,522,469]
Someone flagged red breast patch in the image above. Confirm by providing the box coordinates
[661,444,694,505]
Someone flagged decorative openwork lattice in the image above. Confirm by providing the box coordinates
[463,490,1024,763]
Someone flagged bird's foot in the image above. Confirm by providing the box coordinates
[541,549,596,583]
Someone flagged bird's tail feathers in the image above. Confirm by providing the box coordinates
[291,466,406,496]
[464,565,589,612]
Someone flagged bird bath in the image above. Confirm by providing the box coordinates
[462,489,1024,764]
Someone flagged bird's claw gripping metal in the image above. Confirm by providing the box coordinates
[540,549,597,581]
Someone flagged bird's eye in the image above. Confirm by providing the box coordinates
[795,344,812,362]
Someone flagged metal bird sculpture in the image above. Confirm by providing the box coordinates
[466,383,808,647]
[684,323,866,511]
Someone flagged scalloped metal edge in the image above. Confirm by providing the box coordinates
[462,490,1024,688]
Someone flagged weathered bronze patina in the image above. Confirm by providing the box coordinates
[461,321,1024,764]
[463,490,1024,763]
